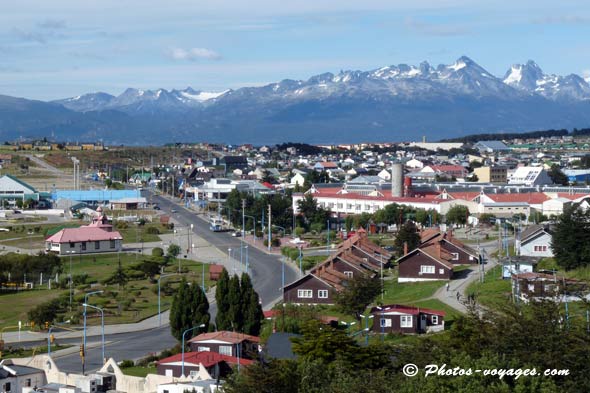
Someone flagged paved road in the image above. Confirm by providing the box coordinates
[433,241,499,313]
[48,326,177,374]
[151,193,299,310]
[25,154,65,176]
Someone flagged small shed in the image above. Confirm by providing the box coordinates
[209,264,225,280]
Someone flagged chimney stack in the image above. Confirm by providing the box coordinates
[403,241,408,256]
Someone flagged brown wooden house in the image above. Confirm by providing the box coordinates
[420,228,479,265]
[397,244,454,283]
[512,272,588,303]
[371,304,445,334]
[283,231,392,305]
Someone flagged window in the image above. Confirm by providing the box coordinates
[420,265,435,274]
[219,345,233,356]
[534,245,547,252]
[110,240,116,249]
[355,205,361,211]
[69,242,75,249]
[95,241,100,250]
[337,203,343,209]
[190,370,198,377]
[297,289,313,298]
[431,315,438,325]
[439,268,445,275]
[318,290,328,298]
[344,271,353,278]
[165,370,173,377]
[198,346,210,352]
[365,205,371,211]
[400,315,413,328]
[81,242,86,251]
[451,253,459,260]
[380,318,392,327]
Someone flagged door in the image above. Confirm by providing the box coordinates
[420,315,426,332]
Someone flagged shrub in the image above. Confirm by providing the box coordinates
[152,247,164,257]
[115,221,129,230]
[119,359,135,368]
[146,226,160,235]
[310,222,324,234]
[294,227,305,237]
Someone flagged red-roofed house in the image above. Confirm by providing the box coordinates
[45,208,122,255]
[156,351,254,378]
[396,244,454,283]
[370,304,445,334]
[187,331,260,359]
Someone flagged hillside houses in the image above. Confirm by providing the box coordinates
[397,229,480,283]
[283,231,392,305]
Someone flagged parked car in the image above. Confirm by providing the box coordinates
[171,209,177,213]
[231,231,242,237]
[154,206,161,210]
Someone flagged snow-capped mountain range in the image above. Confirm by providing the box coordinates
[1,56,590,144]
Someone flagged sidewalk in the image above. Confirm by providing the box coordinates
[432,243,499,313]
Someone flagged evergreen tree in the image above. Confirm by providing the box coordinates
[215,268,231,330]
[445,205,470,226]
[169,278,210,342]
[552,205,590,270]
[240,273,264,336]
[548,164,569,185]
[227,274,243,331]
[393,221,420,257]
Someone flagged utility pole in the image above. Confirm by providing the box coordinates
[242,199,246,266]
[268,204,272,251]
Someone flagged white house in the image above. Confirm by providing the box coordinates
[508,167,553,186]
[517,225,554,258]
[377,168,391,181]
[0,360,46,393]
[542,197,572,216]
[290,173,306,187]
[45,208,123,255]
[405,158,425,169]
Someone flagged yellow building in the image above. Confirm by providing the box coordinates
[474,166,507,183]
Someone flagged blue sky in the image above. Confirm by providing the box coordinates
[1,0,590,100]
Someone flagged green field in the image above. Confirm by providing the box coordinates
[0,252,213,328]
[0,290,66,328]
[116,223,171,244]
[381,279,444,305]
[120,365,157,377]
[466,265,512,308]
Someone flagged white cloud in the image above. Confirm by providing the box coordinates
[168,47,222,61]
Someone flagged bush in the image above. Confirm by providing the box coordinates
[310,222,324,234]
[115,221,129,230]
[294,227,305,237]
[152,247,164,257]
[146,226,160,235]
[119,359,135,368]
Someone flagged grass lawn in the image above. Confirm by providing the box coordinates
[0,222,80,241]
[1,344,72,359]
[413,299,462,325]
[0,236,45,249]
[116,223,171,244]
[466,265,512,309]
[0,290,66,329]
[121,365,157,377]
[0,253,214,328]
[381,279,444,304]
[537,258,590,281]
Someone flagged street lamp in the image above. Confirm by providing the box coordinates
[245,245,249,275]
[83,303,105,365]
[83,290,103,374]
[298,246,303,276]
[244,215,257,242]
[360,314,374,346]
[340,321,356,335]
[182,324,206,377]
[158,273,178,326]
[47,320,71,357]
[66,250,75,311]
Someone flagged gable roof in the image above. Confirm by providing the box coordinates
[156,351,253,368]
[396,247,454,270]
[520,224,552,244]
[45,227,122,243]
[187,331,260,345]
[370,304,446,316]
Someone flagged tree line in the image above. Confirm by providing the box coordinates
[224,300,590,393]
[442,128,569,143]
[169,268,264,343]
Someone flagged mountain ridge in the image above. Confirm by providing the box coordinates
[1,56,589,144]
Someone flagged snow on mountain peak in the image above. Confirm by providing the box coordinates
[180,90,228,102]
